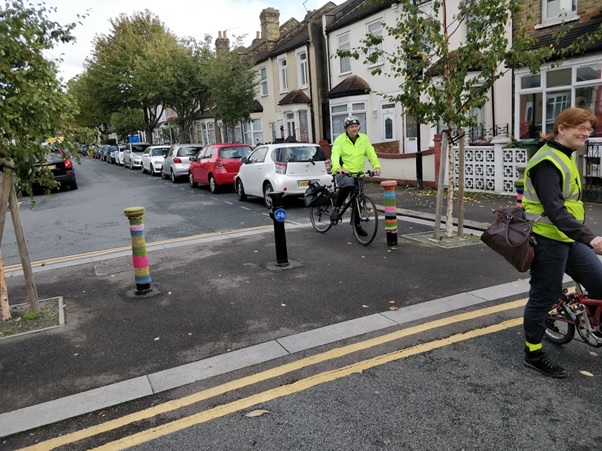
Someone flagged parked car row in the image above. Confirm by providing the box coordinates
[93,141,332,208]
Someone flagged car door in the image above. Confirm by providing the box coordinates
[241,146,269,196]
[142,148,151,170]
[197,146,212,184]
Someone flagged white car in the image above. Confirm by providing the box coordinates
[115,145,127,166]
[141,145,170,175]
[124,143,151,169]
[235,143,332,208]
[162,143,203,182]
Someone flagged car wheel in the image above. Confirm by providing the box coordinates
[171,170,177,183]
[263,182,274,209]
[236,179,247,201]
[189,173,198,188]
[161,168,167,179]
[150,164,156,176]
[209,175,219,194]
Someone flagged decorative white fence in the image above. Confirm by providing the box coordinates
[452,137,528,195]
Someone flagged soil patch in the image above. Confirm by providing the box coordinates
[0,297,63,339]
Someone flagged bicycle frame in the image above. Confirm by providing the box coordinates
[333,173,366,225]
[547,289,602,347]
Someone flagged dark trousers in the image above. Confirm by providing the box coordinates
[524,234,602,346]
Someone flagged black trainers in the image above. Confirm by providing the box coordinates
[524,351,567,378]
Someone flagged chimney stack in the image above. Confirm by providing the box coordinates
[260,7,280,44]
[215,30,230,55]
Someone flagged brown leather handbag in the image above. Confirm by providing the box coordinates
[481,207,537,273]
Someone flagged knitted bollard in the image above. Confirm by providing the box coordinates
[515,166,526,208]
[124,206,152,295]
[514,180,524,208]
[380,180,398,246]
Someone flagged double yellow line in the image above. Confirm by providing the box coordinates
[5,226,274,273]
[21,298,526,450]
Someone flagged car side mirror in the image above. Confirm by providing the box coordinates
[191,156,197,162]
[240,156,249,164]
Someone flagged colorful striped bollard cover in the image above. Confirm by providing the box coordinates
[124,206,152,295]
[380,180,398,246]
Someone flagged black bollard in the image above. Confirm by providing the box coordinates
[268,191,289,267]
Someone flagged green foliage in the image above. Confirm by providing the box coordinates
[134,34,211,143]
[111,108,145,141]
[0,0,90,195]
[203,41,258,138]
[84,10,172,142]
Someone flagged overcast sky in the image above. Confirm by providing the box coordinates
[43,0,343,82]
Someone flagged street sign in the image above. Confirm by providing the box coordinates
[274,208,287,222]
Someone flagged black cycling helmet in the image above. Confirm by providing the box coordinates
[343,115,360,128]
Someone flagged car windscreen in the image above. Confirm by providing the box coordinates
[179,146,203,156]
[219,146,252,159]
[130,144,151,153]
[275,146,326,163]
[151,148,169,156]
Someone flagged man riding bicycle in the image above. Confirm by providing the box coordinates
[330,116,381,234]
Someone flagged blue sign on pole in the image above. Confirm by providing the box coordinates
[274,208,287,222]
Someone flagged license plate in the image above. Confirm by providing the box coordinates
[46,165,56,170]
[298,180,317,188]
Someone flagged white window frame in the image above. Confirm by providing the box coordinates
[260,67,268,97]
[537,0,579,28]
[337,32,351,75]
[278,56,288,93]
[329,97,368,142]
[297,48,308,89]
[514,55,602,139]
[366,19,384,67]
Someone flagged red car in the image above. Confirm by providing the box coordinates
[188,143,253,193]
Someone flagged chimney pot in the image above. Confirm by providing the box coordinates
[218,31,222,38]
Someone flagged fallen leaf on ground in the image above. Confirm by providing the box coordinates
[589,352,598,357]
[579,370,594,377]
[154,337,160,341]
[362,304,370,308]
[389,306,399,311]
[246,409,270,418]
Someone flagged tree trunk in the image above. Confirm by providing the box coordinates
[0,251,10,320]
[434,132,448,240]
[445,132,455,238]
[457,128,465,237]
[6,173,39,312]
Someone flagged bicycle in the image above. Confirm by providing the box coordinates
[306,170,379,245]
[545,283,602,348]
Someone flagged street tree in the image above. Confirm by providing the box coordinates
[85,10,170,143]
[342,0,602,239]
[0,0,89,313]
[203,43,258,142]
[135,34,211,143]
[111,108,146,142]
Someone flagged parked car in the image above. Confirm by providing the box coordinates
[34,147,78,191]
[94,145,105,159]
[124,143,151,169]
[142,145,170,175]
[162,144,204,183]
[188,143,253,193]
[107,145,119,164]
[235,143,332,208]
[98,145,111,161]
[115,145,127,166]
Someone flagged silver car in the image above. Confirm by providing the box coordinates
[124,143,151,169]
[142,145,170,175]
[161,144,204,183]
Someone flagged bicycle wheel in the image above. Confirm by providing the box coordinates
[353,195,378,245]
[310,202,332,233]
[544,304,575,345]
